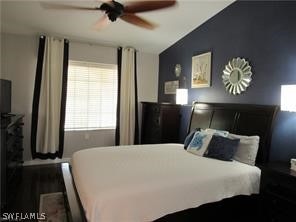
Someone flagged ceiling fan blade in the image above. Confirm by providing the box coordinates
[124,0,177,13]
[120,13,157,30]
[40,2,100,11]
[93,14,110,30]
[96,0,113,3]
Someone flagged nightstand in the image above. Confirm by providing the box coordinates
[259,162,296,222]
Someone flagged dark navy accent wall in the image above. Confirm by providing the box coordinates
[158,1,296,161]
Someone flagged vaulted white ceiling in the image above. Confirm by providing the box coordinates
[1,0,233,54]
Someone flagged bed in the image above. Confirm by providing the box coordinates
[62,102,279,222]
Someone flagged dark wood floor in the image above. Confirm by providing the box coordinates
[6,163,64,216]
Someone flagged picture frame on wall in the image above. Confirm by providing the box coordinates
[164,80,179,94]
[191,52,212,88]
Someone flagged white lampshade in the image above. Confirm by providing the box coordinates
[281,85,296,112]
[176,88,188,105]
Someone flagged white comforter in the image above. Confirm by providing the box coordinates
[71,144,260,222]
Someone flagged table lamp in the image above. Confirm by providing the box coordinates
[281,84,296,171]
[176,89,188,105]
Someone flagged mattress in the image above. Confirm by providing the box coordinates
[71,144,261,222]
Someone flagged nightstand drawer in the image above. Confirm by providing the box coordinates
[263,188,296,207]
[260,163,296,222]
[263,192,296,222]
[261,170,296,194]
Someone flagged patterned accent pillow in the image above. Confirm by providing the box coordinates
[187,131,213,156]
[204,135,240,161]
[184,128,200,150]
[228,133,260,166]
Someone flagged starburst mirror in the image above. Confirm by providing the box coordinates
[222,57,252,95]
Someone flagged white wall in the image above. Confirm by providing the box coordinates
[1,33,159,161]
[137,52,159,102]
[70,41,117,64]
[1,33,38,161]
[136,52,159,139]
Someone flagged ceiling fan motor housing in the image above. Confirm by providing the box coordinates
[100,0,124,22]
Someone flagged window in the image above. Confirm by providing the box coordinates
[65,60,118,130]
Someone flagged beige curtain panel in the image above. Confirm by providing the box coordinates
[31,36,69,159]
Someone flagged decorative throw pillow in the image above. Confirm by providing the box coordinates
[228,133,260,166]
[204,135,240,161]
[187,131,213,156]
[205,128,229,137]
[184,128,200,149]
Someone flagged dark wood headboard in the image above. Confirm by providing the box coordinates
[188,102,279,164]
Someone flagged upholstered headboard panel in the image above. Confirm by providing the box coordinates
[188,102,279,164]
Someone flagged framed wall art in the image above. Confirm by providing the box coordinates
[191,52,212,88]
[164,80,179,94]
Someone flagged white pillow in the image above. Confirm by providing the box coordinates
[205,128,229,137]
[187,130,212,156]
[228,133,260,166]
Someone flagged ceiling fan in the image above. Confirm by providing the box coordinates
[41,0,177,30]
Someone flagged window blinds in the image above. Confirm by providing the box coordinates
[65,60,118,130]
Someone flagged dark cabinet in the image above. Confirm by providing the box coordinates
[259,162,296,222]
[1,114,24,210]
[141,102,180,144]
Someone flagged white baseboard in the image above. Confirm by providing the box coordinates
[23,158,71,166]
